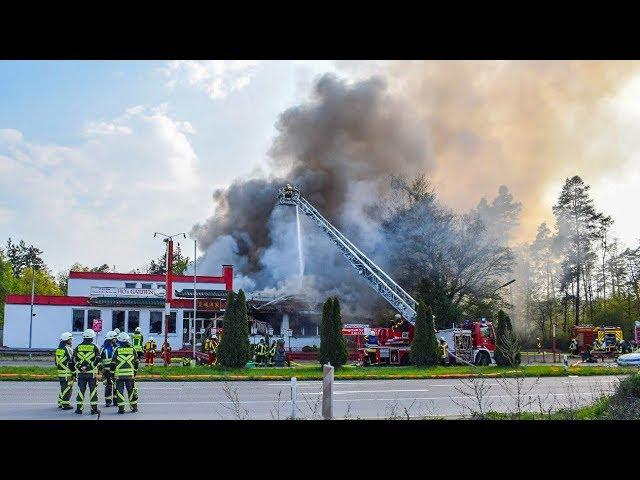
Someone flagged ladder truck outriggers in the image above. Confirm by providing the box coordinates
[277,184,496,366]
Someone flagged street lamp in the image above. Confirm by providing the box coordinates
[153,232,187,366]
[28,246,37,360]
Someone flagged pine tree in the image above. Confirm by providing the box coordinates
[217,290,251,368]
[410,302,439,366]
[318,297,348,368]
[331,297,348,367]
[494,309,521,366]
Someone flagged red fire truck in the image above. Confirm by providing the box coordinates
[356,318,496,366]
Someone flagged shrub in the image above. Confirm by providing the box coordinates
[318,297,348,368]
[217,290,251,368]
[410,301,439,366]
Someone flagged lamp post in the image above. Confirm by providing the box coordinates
[154,232,187,365]
[193,239,197,362]
[28,254,36,360]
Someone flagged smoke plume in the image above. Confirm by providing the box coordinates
[192,74,430,311]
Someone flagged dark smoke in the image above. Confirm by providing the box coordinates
[191,74,431,311]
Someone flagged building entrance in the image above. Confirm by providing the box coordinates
[183,311,222,350]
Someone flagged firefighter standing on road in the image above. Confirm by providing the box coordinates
[73,329,101,415]
[111,332,139,414]
[99,331,117,407]
[439,337,449,366]
[55,332,75,410]
[131,327,144,361]
[143,337,157,366]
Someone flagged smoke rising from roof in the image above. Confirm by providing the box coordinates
[192,74,430,309]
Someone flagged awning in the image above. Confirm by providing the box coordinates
[89,297,166,308]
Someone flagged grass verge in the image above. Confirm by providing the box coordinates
[0,364,637,381]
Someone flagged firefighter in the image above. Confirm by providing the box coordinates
[207,334,219,366]
[131,327,144,360]
[55,332,75,410]
[161,340,172,366]
[73,329,101,415]
[569,338,578,357]
[439,337,449,366]
[268,340,277,366]
[536,337,542,354]
[143,336,157,366]
[111,332,139,414]
[364,330,379,365]
[99,330,117,407]
[255,338,267,367]
[113,328,121,337]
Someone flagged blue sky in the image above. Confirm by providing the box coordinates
[0,60,342,274]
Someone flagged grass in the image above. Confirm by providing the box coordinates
[483,396,612,420]
[0,363,637,381]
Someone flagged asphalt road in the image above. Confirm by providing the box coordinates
[0,376,623,419]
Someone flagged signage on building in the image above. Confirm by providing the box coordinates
[90,286,162,298]
[92,319,102,333]
[342,323,369,336]
[174,289,228,299]
[196,298,223,310]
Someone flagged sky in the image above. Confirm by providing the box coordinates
[1,60,639,278]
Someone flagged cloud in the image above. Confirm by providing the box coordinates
[0,105,209,274]
[163,60,260,100]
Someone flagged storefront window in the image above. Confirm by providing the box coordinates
[168,312,176,334]
[112,310,125,332]
[88,310,101,330]
[127,311,140,332]
[141,283,152,289]
[124,282,137,289]
[72,309,85,332]
[150,311,162,334]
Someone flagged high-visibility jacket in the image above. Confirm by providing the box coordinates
[204,338,212,353]
[440,342,449,359]
[131,333,144,353]
[255,343,267,357]
[111,345,139,378]
[144,340,157,353]
[55,342,74,379]
[73,340,100,376]
[211,340,219,353]
[100,341,116,369]
[269,343,276,357]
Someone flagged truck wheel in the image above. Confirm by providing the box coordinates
[475,351,490,366]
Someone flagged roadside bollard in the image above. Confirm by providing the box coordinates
[322,363,334,420]
[290,377,297,420]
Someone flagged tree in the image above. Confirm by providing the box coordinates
[494,310,521,367]
[146,243,190,275]
[0,251,16,328]
[409,301,439,366]
[56,263,111,292]
[318,297,348,368]
[12,268,63,296]
[217,290,251,368]
[5,238,46,276]
[553,176,605,326]
[473,185,522,246]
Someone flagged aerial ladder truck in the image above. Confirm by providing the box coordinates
[277,184,496,366]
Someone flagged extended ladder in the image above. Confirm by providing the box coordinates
[277,185,417,323]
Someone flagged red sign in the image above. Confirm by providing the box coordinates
[343,327,365,336]
[196,299,223,310]
[92,319,103,333]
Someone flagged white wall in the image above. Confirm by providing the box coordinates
[68,277,226,297]
[3,303,185,350]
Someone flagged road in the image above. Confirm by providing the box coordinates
[0,376,623,419]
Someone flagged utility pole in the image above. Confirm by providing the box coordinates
[154,232,187,366]
[28,252,35,360]
[193,239,197,362]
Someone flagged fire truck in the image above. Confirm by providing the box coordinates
[278,185,497,366]
[573,324,623,354]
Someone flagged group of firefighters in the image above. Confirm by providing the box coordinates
[54,327,142,415]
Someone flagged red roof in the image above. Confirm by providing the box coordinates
[6,295,90,306]
[68,271,226,283]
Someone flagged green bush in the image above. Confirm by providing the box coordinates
[318,297,348,368]
[410,301,439,366]
[217,290,251,369]
[494,310,521,367]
